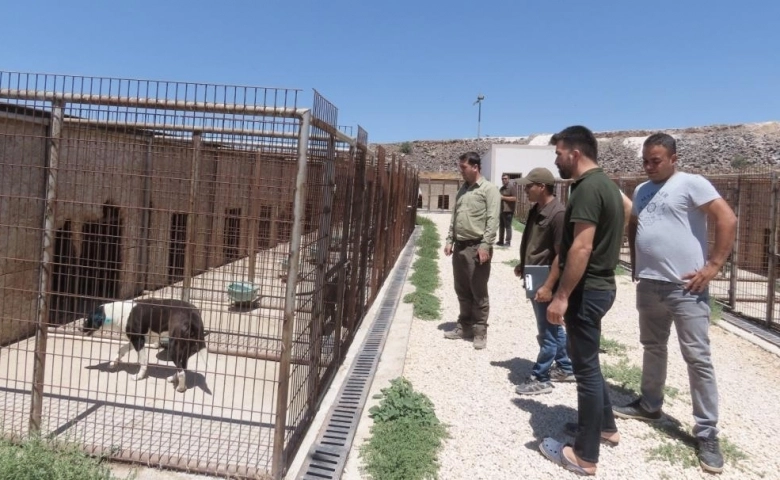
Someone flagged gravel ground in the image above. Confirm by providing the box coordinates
[402,212,780,480]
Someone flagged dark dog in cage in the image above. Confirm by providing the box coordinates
[83,298,207,393]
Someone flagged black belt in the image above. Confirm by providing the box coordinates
[454,238,482,248]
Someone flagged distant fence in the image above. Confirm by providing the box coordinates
[514,168,780,333]
[0,71,419,479]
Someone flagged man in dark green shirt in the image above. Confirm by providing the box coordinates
[443,151,500,349]
[538,126,624,476]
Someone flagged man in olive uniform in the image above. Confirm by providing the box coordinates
[497,174,517,246]
[443,151,501,350]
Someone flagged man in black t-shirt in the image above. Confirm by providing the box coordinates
[538,126,624,476]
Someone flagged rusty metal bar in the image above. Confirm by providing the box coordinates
[306,131,337,412]
[30,99,64,433]
[63,117,301,139]
[333,144,356,363]
[729,177,742,309]
[767,172,779,328]
[273,109,312,480]
[0,88,302,117]
[181,132,201,303]
[139,135,153,290]
[247,151,263,282]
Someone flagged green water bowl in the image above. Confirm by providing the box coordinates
[227,281,259,303]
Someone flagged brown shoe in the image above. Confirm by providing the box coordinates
[473,333,487,349]
[443,325,473,340]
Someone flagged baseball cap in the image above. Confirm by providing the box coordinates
[515,167,556,186]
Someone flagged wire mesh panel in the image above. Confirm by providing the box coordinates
[0,72,419,479]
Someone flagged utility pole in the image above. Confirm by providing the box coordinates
[473,94,485,139]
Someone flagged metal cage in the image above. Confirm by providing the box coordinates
[0,71,419,479]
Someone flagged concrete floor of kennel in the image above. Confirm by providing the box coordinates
[0,244,336,478]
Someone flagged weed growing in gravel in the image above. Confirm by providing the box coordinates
[602,357,678,399]
[404,216,442,320]
[503,258,520,268]
[709,297,723,323]
[402,291,441,320]
[646,438,699,469]
[602,358,642,393]
[512,219,525,232]
[360,378,448,480]
[409,258,439,291]
[615,264,629,276]
[0,435,126,480]
[600,336,627,356]
[646,422,748,472]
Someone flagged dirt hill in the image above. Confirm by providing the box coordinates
[376,122,780,176]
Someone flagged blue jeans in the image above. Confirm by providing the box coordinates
[637,279,718,439]
[565,288,617,464]
[531,299,573,382]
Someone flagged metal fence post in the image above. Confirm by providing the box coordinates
[181,132,201,303]
[247,151,263,282]
[139,135,153,290]
[306,129,337,411]
[272,109,311,480]
[728,176,742,309]
[30,99,64,433]
[767,172,779,328]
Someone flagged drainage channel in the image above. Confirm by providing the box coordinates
[295,228,420,480]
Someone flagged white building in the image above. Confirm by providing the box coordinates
[480,144,559,184]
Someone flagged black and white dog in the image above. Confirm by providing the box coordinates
[83,298,207,393]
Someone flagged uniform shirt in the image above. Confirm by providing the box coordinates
[519,197,565,273]
[499,184,517,213]
[559,168,624,291]
[446,176,501,250]
[633,172,720,284]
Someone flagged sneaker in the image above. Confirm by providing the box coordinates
[473,333,487,350]
[698,436,724,473]
[515,377,553,395]
[613,398,662,422]
[443,325,473,340]
[563,422,620,446]
[496,241,505,246]
[505,242,511,247]
[550,366,576,383]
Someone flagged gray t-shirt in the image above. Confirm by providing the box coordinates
[633,171,721,284]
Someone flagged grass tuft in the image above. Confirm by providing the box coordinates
[709,297,723,323]
[404,216,442,320]
[403,291,441,320]
[0,435,126,480]
[360,378,448,480]
[600,336,628,356]
[646,422,748,471]
[602,357,678,399]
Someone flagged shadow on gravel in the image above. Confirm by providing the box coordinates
[511,397,577,452]
[490,357,536,385]
[437,321,457,331]
[606,384,641,407]
[650,415,697,448]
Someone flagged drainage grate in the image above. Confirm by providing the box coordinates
[296,228,419,479]
[722,311,780,349]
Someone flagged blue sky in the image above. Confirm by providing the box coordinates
[2,1,778,143]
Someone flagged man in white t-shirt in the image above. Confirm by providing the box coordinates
[614,133,736,474]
